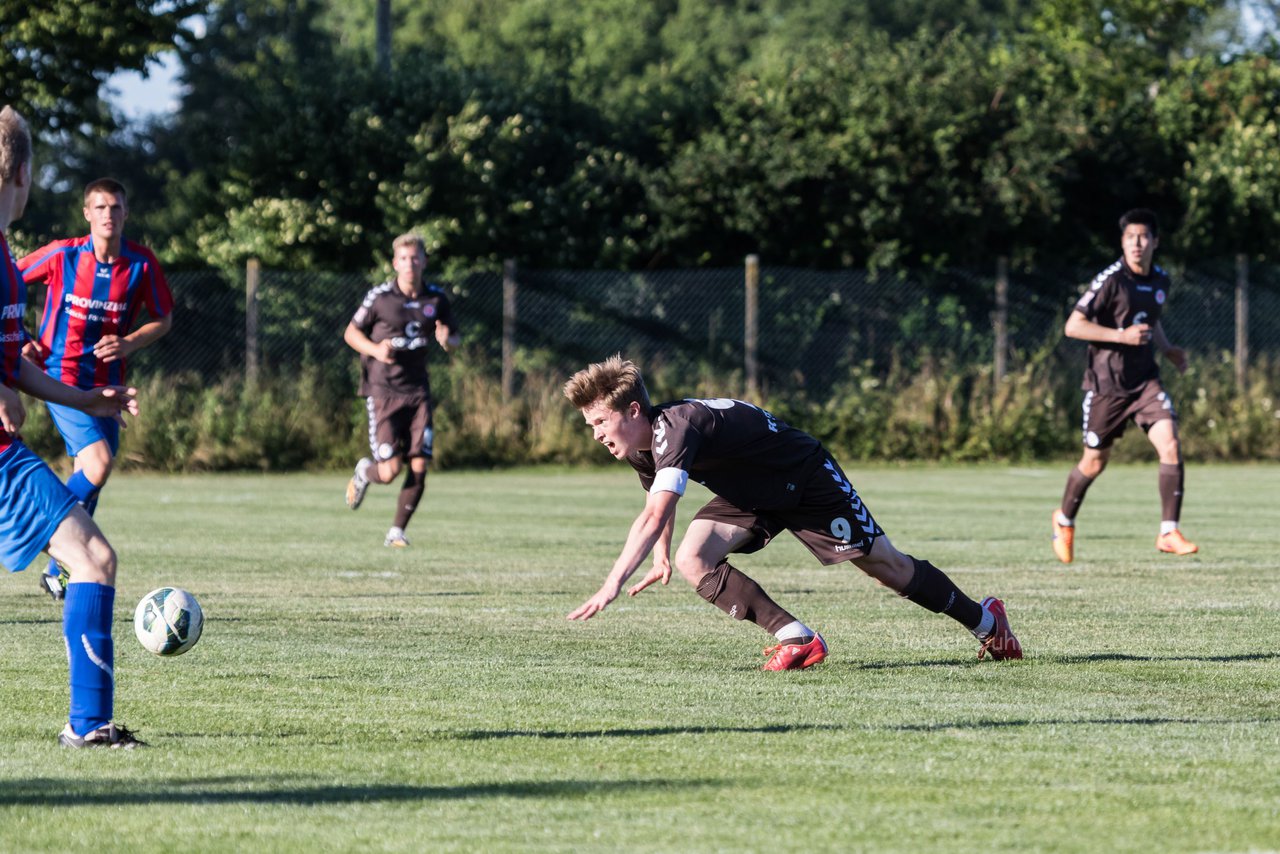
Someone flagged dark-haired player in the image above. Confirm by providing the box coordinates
[1,105,145,747]
[19,177,173,599]
[563,355,1022,669]
[344,233,458,547]
[1052,208,1196,563]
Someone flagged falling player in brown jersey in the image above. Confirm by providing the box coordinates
[564,355,1022,670]
[343,234,458,547]
[1052,209,1196,563]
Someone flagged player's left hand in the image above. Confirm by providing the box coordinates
[567,584,620,621]
[628,562,671,596]
[1164,346,1188,374]
[82,386,139,425]
[0,383,26,435]
[93,335,132,364]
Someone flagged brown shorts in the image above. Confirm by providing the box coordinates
[690,456,885,566]
[1081,380,1177,450]
[365,394,434,461]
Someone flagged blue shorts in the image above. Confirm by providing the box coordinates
[47,401,120,457]
[0,442,79,572]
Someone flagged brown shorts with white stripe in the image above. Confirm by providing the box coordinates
[691,456,885,566]
[365,394,434,461]
[1081,379,1177,450]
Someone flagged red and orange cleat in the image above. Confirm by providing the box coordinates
[977,597,1023,661]
[1156,530,1198,555]
[762,633,828,671]
[1051,511,1074,564]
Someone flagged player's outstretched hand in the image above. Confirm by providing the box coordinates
[0,384,26,435]
[83,386,139,425]
[628,562,671,596]
[568,585,620,621]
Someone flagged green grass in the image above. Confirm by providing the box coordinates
[2,463,1278,853]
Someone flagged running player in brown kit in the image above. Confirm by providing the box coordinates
[564,355,1022,669]
[344,234,458,547]
[1052,208,1197,563]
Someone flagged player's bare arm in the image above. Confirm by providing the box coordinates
[1152,321,1188,373]
[435,322,459,352]
[16,358,137,422]
[568,488,681,621]
[630,512,676,596]
[1064,309,1150,346]
[95,314,172,364]
[343,321,395,364]
[0,382,25,434]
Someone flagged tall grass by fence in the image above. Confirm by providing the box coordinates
[20,260,1280,470]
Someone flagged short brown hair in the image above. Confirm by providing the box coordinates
[564,354,651,413]
[1119,208,1159,238]
[392,233,427,254]
[84,177,128,203]
[0,106,31,183]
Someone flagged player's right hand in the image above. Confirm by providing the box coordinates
[1120,323,1151,346]
[0,384,26,434]
[373,340,397,364]
[568,584,620,621]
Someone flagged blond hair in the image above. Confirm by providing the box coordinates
[392,233,426,254]
[0,106,31,183]
[84,177,128,203]
[564,354,651,413]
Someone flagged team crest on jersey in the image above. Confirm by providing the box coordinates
[1156,289,1166,305]
[422,304,436,318]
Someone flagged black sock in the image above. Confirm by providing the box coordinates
[899,557,983,630]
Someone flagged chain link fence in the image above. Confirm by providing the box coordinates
[142,260,1280,401]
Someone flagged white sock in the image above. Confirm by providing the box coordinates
[355,457,373,484]
[1160,521,1179,536]
[1056,511,1074,527]
[387,526,405,539]
[775,620,812,643]
[972,605,995,639]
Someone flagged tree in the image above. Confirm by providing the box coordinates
[0,0,203,138]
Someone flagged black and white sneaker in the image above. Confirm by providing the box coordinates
[58,722,147,749]
[39,570,66,602]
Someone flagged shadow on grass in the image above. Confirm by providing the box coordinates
[453,723,843,740]
[882,716,1279,731]
[0,776,717,807]
[850,651,1280,670]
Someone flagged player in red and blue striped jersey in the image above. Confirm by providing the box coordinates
[1,105,146,747]
[19,177,173,599]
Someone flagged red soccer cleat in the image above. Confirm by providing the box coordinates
[762,633,828,671]
[977,597,1023,661]
[1156,530,1198,555]
[1051,511,1074,564]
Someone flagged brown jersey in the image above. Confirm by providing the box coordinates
[625,398,825,511]
[1073,258,1171,395]
[351,281,456,398]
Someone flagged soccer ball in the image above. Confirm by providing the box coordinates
[133,587,204,656]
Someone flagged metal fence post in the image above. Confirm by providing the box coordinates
[994,255,1009,383]
[744,254,759,400]
[1236,253,1249,394]
[246,258,260,385]
[502,258,517,404]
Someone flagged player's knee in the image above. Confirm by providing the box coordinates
[673,551,714,586]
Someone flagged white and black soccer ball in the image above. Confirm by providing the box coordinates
[134,587,204,656]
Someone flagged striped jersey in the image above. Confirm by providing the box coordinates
[19,235,172,389]
[0,229,28,453]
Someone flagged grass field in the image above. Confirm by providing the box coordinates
[2,463,1278,852]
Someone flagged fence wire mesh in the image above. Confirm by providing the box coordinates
[144,261,1279,399]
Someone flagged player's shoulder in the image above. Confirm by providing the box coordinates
[1087,258,1126,292]
[121,239,163,265]
[360,280,397,306]
[19,236,86,265]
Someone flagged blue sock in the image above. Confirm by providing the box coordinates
[63,582,115,736]
[66,470,101,507]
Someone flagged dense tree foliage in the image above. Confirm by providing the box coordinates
[11,0,1280,276]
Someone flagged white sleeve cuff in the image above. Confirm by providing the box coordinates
[650,467,689,496]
